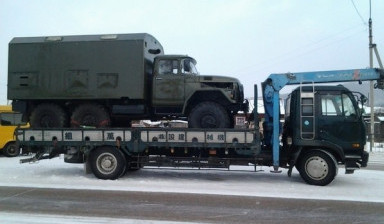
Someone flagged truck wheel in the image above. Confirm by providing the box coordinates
[3,142,20,157]
[30,103,68,128]
[90,146,126,180]
[297,150,338,186]
[188,102,230,128]
[71,104,110,128]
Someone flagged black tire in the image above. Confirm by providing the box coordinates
[30,103,68,128]
[3,142,20,157]
[297,150,338,186]
[188,102,230,128]
[71,104,110,128]
[89,146,126,180]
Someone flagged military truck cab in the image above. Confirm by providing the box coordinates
[152,55,247,128]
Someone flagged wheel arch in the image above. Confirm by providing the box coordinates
[183,90,231,115]
[297,148,339,166]
[295,140,345,165]
[88,144,128,155]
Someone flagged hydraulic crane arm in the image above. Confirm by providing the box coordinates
[267,68,384,91]
[262,68,384,172]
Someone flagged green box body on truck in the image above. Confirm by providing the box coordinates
[8,33,247,128]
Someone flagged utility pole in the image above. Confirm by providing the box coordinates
[369,12,374,152]
[368,1,384,152]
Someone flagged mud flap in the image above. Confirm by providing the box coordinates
[361,151,369,167]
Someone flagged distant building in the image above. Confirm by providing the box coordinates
[363,107,384,142]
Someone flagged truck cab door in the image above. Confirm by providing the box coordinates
[152,59,185,106]
[316,92,365,152]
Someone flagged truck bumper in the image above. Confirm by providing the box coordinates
[345,151,369,174]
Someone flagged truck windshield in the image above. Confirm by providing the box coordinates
[342,94,356,117]
[182,59,198,74]
[0,112,26,126]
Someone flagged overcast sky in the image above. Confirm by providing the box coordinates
[0,0,383,105]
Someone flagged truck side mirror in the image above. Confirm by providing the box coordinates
[360,95,367,104]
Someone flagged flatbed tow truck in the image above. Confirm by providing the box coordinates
[17,68,384,186]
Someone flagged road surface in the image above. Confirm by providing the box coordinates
[0,186,383,224]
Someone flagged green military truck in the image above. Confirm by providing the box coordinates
[8,33,247,128]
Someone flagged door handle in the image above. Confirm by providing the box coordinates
[156,77,163,80]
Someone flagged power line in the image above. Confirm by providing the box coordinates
[351,0,368,26]
[230,25,366,75]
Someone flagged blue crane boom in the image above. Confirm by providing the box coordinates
[263,68,384,171]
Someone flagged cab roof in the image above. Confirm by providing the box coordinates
[295,85,351,92]
[156,55,196,63]
[10,33,158,44]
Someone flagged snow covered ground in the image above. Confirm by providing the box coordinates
[0,152,383,203]
[0,212,191,224]
[0,150,383,223]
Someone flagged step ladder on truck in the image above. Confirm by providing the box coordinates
[17,68,384,186]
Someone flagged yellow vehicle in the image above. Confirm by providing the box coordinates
[0,105,29,157]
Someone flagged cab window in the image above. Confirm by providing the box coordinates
[158,59,179,75]
[321,96,339,116]
[320,93,356,117]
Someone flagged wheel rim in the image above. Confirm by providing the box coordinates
[82,114,97,126]
[304,156,329,180]
[200,114,217,128]
[8,146,16,154]
[6,145,18,156]
[96,152,117,175]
